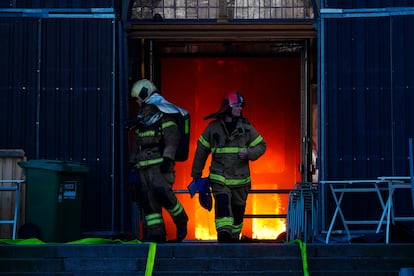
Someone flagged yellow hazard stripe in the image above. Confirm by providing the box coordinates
[249,135,264,147]
[212,147,245,153]
[136,157,163,168]
[0,238,157,276]
[215,216,234,229]
[210,173,251,186]
[138,130,156,137]
[162,120,176,129]
[145,213,164,226]
[199,135,210,148]
[291,239,309,276]
[232,223,243,233]
[167,201,184,217]
[184,118,190,134]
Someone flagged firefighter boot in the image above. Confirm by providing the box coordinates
[175,212,188,242]
[168,201,188,242]
[217,230,233,243]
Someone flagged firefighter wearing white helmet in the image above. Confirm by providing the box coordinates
[131,79,157,102]
[129,79,188,243]
[191,91,266,243]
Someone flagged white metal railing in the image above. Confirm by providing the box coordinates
[321,177,413,244]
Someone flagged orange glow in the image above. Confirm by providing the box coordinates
[159,56,301,241]
[194,204,216,240]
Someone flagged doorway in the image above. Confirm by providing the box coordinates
[160,55,303,240]
[127,39,315,241]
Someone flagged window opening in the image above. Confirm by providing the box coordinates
[130,0,314,20]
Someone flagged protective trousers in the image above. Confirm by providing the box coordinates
[211,182,249,242]
[139,164,188,242]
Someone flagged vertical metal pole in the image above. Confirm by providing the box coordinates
[300,41,311,183]
[318,8,326,232]
[35,18,42,159]
[117,19,125,234]
[141,38,145,78]
[390,17,396,175]
[110,18,116,234]
[409,138,414,209]
[149,40,153,80]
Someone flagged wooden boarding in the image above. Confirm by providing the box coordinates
[0,149,26,239]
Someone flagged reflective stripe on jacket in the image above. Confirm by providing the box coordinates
[131,105,180,168]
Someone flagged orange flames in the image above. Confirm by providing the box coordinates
[156,56,301,241]
[251,194,285,240]
[190,192,287,241]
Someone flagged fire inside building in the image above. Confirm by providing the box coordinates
[0,0,414,250]
[126,1,315,241]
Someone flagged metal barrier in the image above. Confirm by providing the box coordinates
[320,178,414,244]
[176,188,291,218]
[0,180,25,239]
[286,182,318,243]
[175,188,293,239]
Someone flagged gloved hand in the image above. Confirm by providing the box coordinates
[238,149,249,160]
[187,179,199,198]
[187,178,212,211]
[196,178,212,211]
[160,157,174,173]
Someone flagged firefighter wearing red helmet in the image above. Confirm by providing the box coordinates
[191,91,266,242]
[129,79,189,243]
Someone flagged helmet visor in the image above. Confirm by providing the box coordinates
[229,102,244,108]
[138,87,149,101]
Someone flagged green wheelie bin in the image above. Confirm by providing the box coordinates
[18,159,88,243]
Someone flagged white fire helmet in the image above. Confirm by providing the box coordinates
[131,79,157,102]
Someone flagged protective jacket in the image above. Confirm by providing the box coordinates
[130,103,188,242]
[130,104,180,166]
[191,117,266,185]
[191,116,266,242]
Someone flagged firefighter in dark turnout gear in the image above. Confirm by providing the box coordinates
[129,79,188,243]
[191,91,266,242]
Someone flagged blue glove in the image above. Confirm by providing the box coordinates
[187,178,212,211]
[187,179,199,198]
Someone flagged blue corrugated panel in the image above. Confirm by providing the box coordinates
[325,17,390,180]
[391,15,414,176]
[323,15,414,180]
[322,13,414,231]
[325,0,414,9]
[0,16,118,235]
[0,17,39,152]
[0,0,114,8]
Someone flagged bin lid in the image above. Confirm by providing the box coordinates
[18,159,89,173]
[0,149,25,157]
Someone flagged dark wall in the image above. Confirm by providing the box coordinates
[320,5,414,232]
[322,15,414,180]
[324,0,414,8]
[0,13,124,235]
